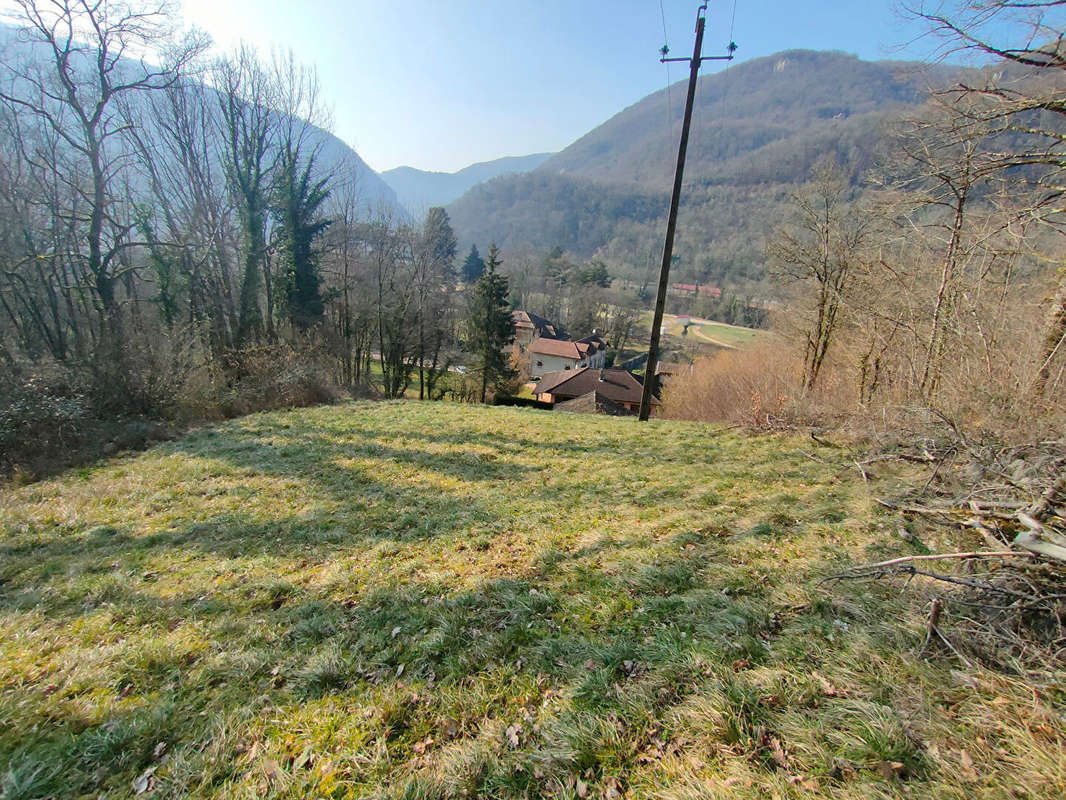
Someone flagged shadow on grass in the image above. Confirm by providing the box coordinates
[0,538,791,799]
[1,405,920,798]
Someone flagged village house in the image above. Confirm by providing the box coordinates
[533,367,660,415]
[527,338,589,377]
[512,310,564,355]
[668,283,722,298]
[525,330,609,379]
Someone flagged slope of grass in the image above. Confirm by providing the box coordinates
[1,402,1063,799]
[644,313,764,351]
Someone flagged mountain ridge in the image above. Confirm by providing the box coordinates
[446,49,976,288]
[382,152,554,215]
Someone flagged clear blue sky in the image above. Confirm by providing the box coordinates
[166,1,983,173]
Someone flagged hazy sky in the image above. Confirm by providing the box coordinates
[0,0,1000,172]
[171,0,962,173]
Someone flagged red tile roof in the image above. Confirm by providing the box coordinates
[534,367,660,406]
[528,338,583,359]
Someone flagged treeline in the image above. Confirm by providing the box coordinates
[0,1,516,477]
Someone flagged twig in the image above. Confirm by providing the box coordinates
[840,551,1022,571]
[1030,471,1066,520]
[854,460,869,485]
[799,450,831,465]
[921,597,943,653]
[810,432,840,448]
[920,447,956,497]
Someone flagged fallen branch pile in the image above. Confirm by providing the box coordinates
[823,427,1066,674]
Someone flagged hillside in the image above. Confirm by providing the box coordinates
[447,50,972,285]
[2,402,1062,798]
[0,23,398,213]
[383,153,554,215]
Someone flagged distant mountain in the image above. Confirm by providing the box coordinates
[311,132,398,213]
[382,153,554,215]
[448,50,974,288]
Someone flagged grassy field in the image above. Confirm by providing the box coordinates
[1,402,1063,799]
[642,313,763,350]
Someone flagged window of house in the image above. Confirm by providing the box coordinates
[536,360,543,367]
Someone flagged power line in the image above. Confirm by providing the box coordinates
[639,1,736,422]
[659,0,673,124]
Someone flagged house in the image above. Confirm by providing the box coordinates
[654,360,691,393]
[527,338,588,376]
[527,332,610,378]
[533,367,661,415]
[576,332,609,369]
[668,283,722,298]
[512,310,564,354]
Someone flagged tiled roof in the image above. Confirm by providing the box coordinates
[528,338,583,359]
[513,311,563,339]
[532,369,575,395]
[534,367,660,406]
[576,333,608,354]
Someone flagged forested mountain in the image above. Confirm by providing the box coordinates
[447,50,973,287]
[0,23,399,212]
[382,153,554,215]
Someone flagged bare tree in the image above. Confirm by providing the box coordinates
[0,0,204,348]
[905,0,1066,395]
[768,162,869,391]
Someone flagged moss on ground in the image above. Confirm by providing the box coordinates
[1,401,1062,798]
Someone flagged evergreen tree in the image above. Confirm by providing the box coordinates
[425,207,458,278]
[416,207,458,399]
[462,244,485,284]
[274,153,331,332]
[467,243,515,402]
[579,260,610,287]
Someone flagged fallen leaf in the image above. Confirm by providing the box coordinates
[813,672,845,697]
[153,742,167,759]
[959,749,977,782]
[395,663,405,677]
[505,723,522,748]
[769,736,789,769]
[877,760,905,780]
[132,767,154,795]
[391,626,402,638]
[576,778,588,798]
[262,758,282,781]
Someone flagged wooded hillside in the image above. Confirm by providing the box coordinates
[448,51,973,287]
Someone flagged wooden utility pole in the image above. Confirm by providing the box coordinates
[638,2,733,421]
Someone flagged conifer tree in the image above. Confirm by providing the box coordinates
[467,244,515,402]
[462,244,485,284]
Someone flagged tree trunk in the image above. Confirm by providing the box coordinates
[1032,271,1066,395]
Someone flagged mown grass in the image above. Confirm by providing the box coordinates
[1,401,1063,799]
[643,313,763,350]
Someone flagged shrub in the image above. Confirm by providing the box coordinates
[0,372,90,473]
[662,339,804,427]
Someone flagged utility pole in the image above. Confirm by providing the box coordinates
[638,2,734,421]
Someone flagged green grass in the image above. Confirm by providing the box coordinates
[641,312,764,350]
[1,402,1063,799]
